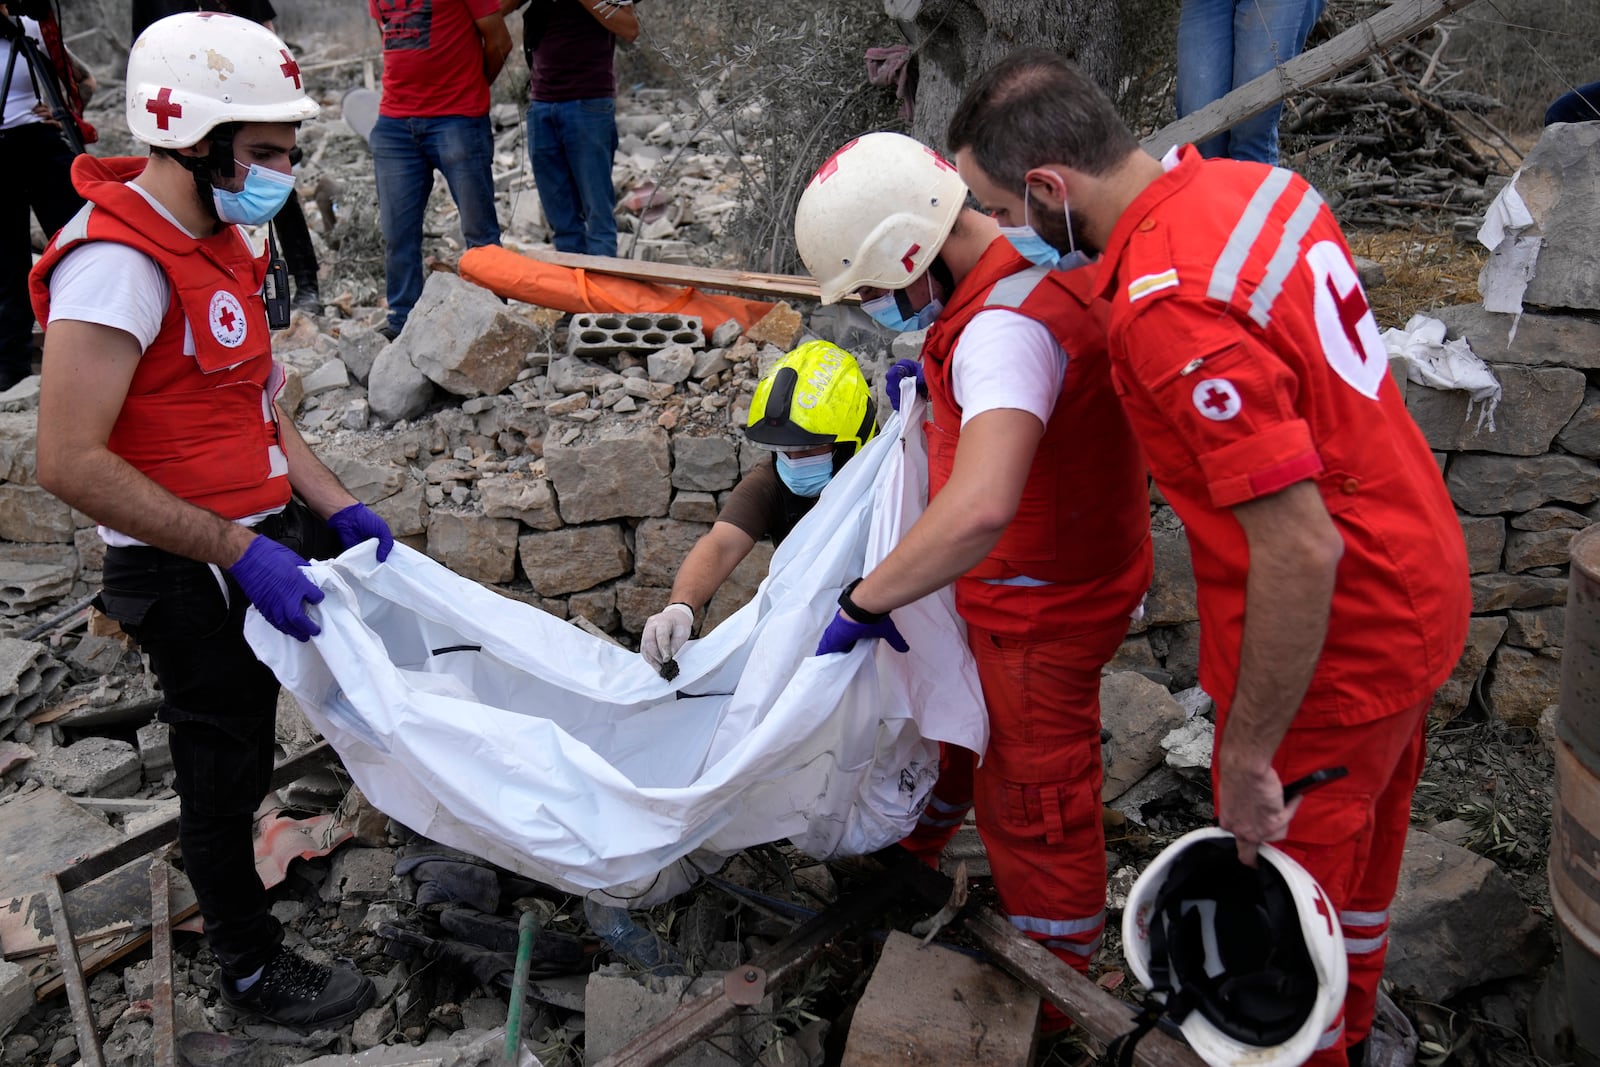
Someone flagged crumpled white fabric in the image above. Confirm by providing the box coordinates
[247,385,988,905]
[1476,175,1541,321]
[1381,313,1502,431]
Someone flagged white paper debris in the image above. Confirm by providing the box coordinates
[1381,314,1503,431]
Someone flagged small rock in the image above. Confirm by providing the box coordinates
[711,319,742,347]
[745,302,804,350]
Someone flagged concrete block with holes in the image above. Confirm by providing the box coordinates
[566,312,704,357]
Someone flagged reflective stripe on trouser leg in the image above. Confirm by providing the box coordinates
[899,742,976,867]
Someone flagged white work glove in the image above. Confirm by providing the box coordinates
[641,602,694,671]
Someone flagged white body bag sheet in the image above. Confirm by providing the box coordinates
[248,388,988,905]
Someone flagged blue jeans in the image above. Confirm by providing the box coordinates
[1176,0,1323,164]
[528,97,619,256]
[370,114,502,332]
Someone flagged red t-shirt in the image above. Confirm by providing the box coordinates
[371,0,500,118]
[1098,146,1470,725]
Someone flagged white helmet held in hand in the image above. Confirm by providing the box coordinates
[1120,827,1347,1067]
[126,11,319,148]
[794,132,967,305]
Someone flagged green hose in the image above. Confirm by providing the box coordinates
[505,910,538,1063]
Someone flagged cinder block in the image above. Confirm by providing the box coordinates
[567,313,703,357]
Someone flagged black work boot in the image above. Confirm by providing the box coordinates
[218,945,375,1029]
[291,274,321,314]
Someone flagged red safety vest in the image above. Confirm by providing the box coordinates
[31,155,291,522]
[922,240,1151,631]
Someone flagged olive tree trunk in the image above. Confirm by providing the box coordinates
[892,0,1123,152]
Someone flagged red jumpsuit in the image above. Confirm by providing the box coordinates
[1096,146,1471,1060]
[901,240,1152,982]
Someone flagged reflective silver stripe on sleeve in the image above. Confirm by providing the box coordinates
[1044,932,1105,957]
[1247,184,1326,327]
[985,265,1051,309]
[1009,909,1106,937]
[1207,167,1293,306]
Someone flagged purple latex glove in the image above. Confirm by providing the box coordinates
[227,535,324,642]
[328,502,394,562]
[885,358,926,413]
[814,610,910,656]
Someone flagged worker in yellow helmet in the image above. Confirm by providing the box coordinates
[639,340,877,675]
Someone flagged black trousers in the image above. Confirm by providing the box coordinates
[97,502,340,978]
[274,193,317,283]
[0,122,83,380]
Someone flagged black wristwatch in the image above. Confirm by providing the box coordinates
[838,578,890,625]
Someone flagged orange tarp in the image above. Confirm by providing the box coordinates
[458,244,781,338]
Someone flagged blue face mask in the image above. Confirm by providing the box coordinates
[861,276,944,333]
[212,162,296,226]
[1000,186,1086,272]
[775,451,834,497]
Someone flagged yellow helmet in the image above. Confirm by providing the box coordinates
[746,341,877,459]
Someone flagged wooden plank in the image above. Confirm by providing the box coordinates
[505,248,831,303]
[1144,0,1480,154]
[962,907,1206,1067]
[4,855,197,960]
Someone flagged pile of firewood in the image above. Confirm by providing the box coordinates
[1284,3,1516,228]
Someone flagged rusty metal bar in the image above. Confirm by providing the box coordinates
[150,860,177,1067]
[46,875,103,1067]
[589,864,912,1067]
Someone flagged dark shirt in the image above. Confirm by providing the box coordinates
[524,0,615,103]
[716,458,817,547]
[133,0,276,39]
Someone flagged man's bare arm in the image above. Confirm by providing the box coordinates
[35,320,255,567]
[577,0,638,42]
[275,407,359,520]
[1215,479,1344,863]
[476,11,512,83]
[668,521,756,610]
[847,408,1044,615]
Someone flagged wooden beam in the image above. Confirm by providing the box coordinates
[505,248,834,303]
[1144,0,1479,154]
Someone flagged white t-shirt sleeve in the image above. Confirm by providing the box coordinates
[47,243,171,351]
[948,308,1068,428]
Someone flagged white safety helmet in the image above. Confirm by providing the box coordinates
[794,132,967,305]
[126,11,319,149]
[1121,828,1347,1067]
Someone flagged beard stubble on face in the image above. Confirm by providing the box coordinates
[1027,187,1098,258]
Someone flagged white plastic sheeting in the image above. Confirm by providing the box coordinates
[247,389,987,905]
[1381,313,1503,431]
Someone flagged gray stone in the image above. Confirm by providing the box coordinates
[585,971,745,1066]
[1430,616,1508,721]
[0,412,36,483]
[1485,646,1563,726]
[1150,621,1201,690]
[890,329,927,361]
[1405,365,1585,455]
[1471,573,1567,612]
[337,323,390,385]
[1446,453,1600,514]
[367,344,436,423]
[710,319,742,348]
[519,525,631,597]
[1511,122,1600,312]
[403,273,538,397]
[692,348,730,379]
[371,482,427,540]
[647,344,696,385]
[1107,634,1161,677]
[569,588,619,631]
[0,485,74,543]
[478,474,561,530]
[324,449,410,506]
[1557,386,1600,458]
[670,491,719,523]
[704,540,775,632]
[1436,303,1600,370]
[292,1027,508,1066]
[351,1003,393,1049]
[633,518,710,587]
[342,400,370,430]
[1506,607,1564,650]
[320,847,397,903]
[1505,526,1579,572]
[1512,506,1590,531]
[1144,527,1198,626]
[547,354,612,395]
[670,435,739,492]
[73,527,104,577]
[67,633,124,677]
[425,512,520,584]
[616,582,672,633]
[0,376,39,413]
[1108,765,1189,827]
[1100,672,1188,802]
[1459,514,1506,574]
[136,722,172,778]
[301,359,351,396]
[623,377,674,402]
[545,423,671,522]
[32,736,141,797]
[1172,686,1214,720]
[0,961,33,1042]
[1384,830,1551,1001]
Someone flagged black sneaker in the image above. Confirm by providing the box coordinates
[217,946,376,1029]
[291,279,321,314]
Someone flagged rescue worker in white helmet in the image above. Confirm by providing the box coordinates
[29,12,383,1029]
[639,340,877,676]
[794,132,1152,1033]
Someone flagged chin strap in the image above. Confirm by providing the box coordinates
[1102,993,1167,1067]
[174,125,238,224]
